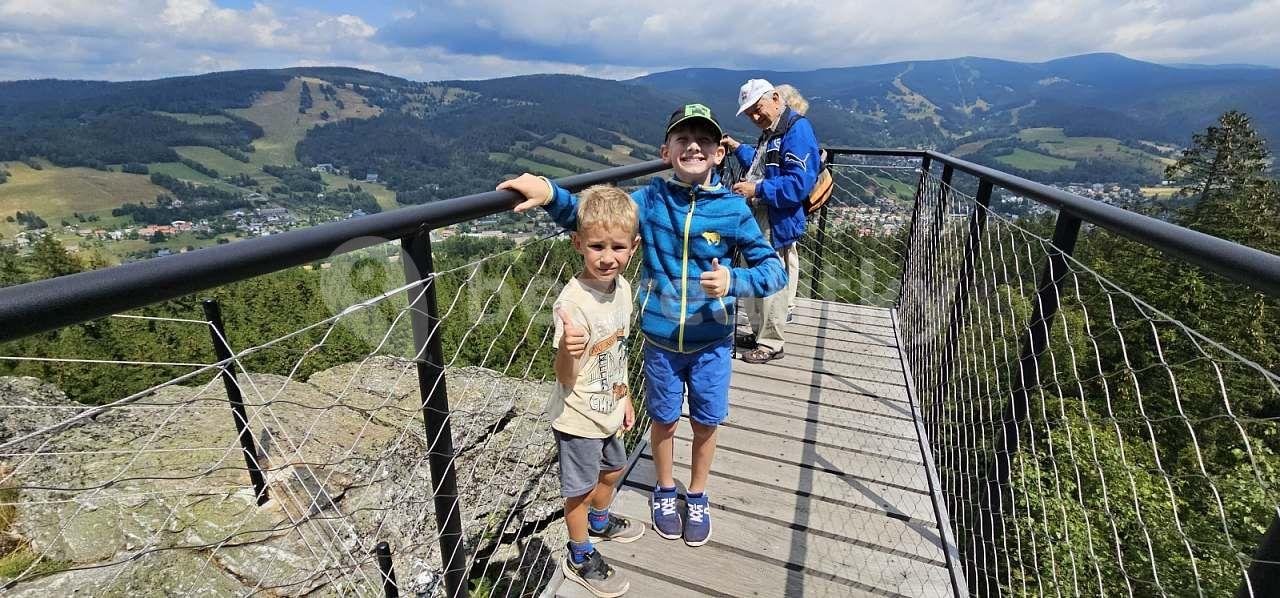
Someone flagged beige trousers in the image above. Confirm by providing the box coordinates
[742,204,800,351]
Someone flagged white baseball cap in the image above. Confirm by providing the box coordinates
[736,79,775,116]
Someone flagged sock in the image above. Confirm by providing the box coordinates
[588,506,610,532]
[686,491,704,499]
[569,539,594,564]
[655,485,677,495]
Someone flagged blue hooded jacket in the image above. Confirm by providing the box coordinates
[732,108,820,248]
[543,175,786,353]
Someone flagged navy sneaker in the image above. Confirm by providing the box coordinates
[651,486,682,540]
[683,493,711,547]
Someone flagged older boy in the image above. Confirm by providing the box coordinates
[548,185,644,597]
[498,104,786,549]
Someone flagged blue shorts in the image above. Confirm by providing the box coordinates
[643,338,732,426]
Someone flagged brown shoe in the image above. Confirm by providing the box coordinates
[741,346,783,364]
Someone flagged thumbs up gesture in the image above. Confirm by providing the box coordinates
[699,258,730,299]
[557,307,588,358]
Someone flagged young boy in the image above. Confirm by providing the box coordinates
[546,185,644,597]
[498,104,786,550]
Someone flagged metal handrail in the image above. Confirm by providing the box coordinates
[825,147,1280,297]
[0,160,669,343]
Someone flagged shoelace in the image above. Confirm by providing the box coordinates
[687,501,707,523]
[657,496,678,517]
[584,551,613,579]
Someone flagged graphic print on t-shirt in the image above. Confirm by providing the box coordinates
[586,325,628,416]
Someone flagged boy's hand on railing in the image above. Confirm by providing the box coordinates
[731,181,757,200]
[556,307,588,358]
[700,258,730,299]
[622,400,635,432]
[496,173,553,212]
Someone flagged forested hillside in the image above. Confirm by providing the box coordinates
[0,54,1277,267]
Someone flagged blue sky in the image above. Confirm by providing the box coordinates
[1,0,1277,81]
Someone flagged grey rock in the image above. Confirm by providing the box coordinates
[0,358,567,596]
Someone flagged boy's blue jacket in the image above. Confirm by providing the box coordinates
[543,175,786,353]
[732,108,820,249]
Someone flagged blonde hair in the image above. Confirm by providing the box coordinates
[577,185,639,236]
[774,84,809,116]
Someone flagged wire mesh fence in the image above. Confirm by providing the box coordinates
[3,151,1276,597]
[889,162,1280,597]
[0,229,651,597]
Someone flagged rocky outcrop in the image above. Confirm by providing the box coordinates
[0,358,567,596]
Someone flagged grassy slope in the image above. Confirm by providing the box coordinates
[2,77,396,260]
[1018,127,1172,174]
[0,160,167,237]
[172,146,263,178]
[152,111,233,125]
[531,146,612,170]
[229,77,381,167]
[995,148,1078,171]
[551,133,644,165]
[870,175,917,201]
[318,172,398,211]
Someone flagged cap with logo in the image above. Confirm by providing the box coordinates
[664,103,723,140]
[736,78,775,116]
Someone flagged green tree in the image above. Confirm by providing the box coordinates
[0,242,25,288]
[1165,110,1270,235]
[28,234,82,280]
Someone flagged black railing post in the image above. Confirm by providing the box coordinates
[202,299,268,506]
[896,155,933,306]
[932,179,994,420]
[401,229,467,598]
[807,151,834,299]
[932,179,993,592]
[1239,513,1280,598]
[981,211,1082,596]
[376,541,400,598]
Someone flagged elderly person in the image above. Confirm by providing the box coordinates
[722,80,821,364]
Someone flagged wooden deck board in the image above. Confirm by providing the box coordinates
[734,363,909,401]
[721,388,919,440]
[712,410,925,465]
[775,332,904,358]
[660,436,936,521]
[554,302,957,597]
[766,341,907,374]
[730,379,916,421]
[626,458,945,560]
[610,486,953,597]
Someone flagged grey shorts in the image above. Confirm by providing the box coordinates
[555,430,627,497]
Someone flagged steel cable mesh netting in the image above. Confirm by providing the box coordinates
[781,155,961,596]
[897,167,1280,597]
[0,231,652,597]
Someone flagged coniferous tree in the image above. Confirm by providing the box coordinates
[29,234,82,280]
[0,241,25,288]
[1165,110,1270,237]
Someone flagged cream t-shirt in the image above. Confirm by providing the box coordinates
[548,276,633,438]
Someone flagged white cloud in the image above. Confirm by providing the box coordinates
[0,0,1276,82]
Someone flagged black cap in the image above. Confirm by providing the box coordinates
[664,103,723,139]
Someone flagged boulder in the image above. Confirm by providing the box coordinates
[0,358,565,596]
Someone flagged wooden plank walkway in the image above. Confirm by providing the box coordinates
[555,299,959,598]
